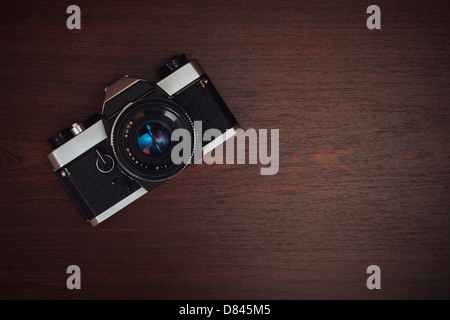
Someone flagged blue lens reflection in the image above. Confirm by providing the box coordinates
[137,123,171,157]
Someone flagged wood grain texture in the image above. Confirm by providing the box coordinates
[0,0,449,299]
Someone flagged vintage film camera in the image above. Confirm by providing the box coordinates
[47,54,239,226]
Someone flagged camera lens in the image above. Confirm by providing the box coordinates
[111,98,195,182]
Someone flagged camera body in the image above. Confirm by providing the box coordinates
[48,54,238,226]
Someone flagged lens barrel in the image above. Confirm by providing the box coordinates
[111,98,195,182]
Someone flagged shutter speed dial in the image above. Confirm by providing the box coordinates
[95,150,114,173]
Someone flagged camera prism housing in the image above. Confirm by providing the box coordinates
[47,54,239,226]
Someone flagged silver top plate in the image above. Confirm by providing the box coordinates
[157,59,205,96]
[47,120,107,170]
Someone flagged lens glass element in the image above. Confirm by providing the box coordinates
[137,122,171,157]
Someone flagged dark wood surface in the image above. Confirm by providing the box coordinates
[1,0,449,299]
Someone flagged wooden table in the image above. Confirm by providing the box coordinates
[0,0,449,299]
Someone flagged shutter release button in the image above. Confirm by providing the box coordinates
[70,122,85,136]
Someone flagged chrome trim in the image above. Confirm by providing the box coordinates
[202,125,240,156]
[157,60,205,96]
[47,120,107,170]
[95,154,115,174]
[89,187,148,226]
[60,168,70,178]
[102,77,142,113]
